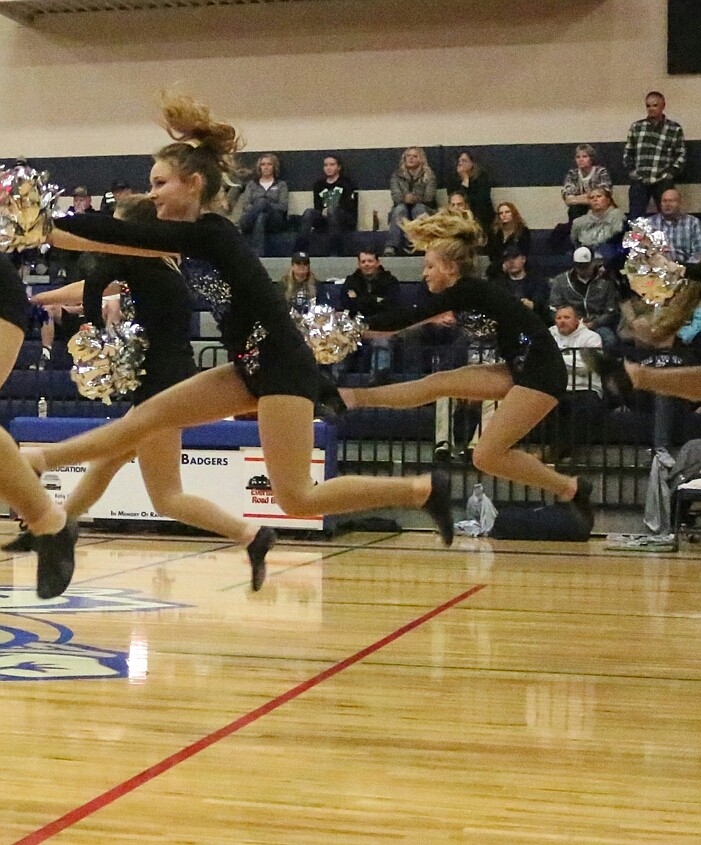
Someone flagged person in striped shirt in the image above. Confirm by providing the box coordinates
[624,91,686,219]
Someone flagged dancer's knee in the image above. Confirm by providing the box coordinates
[471,442,505,475]
[272,483,316,517]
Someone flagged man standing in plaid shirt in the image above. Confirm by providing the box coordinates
[624,91,686,219]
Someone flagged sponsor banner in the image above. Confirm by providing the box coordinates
[24,445,327,531]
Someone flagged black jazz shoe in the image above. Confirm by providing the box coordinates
[35,518,79,600]
[2,524,34,553]
[247,527,277,591]
[581,349,634,403]
[423,470,454,546]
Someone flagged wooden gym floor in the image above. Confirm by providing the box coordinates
[0,524,699,844]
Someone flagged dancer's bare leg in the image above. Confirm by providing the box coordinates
[342,363,515,409]
[138,429,256,544]
[341,363,578,500]
[472,387,577,500]
[625,360,701,402]
[63,453,133,517]
[257,395,431,516]
[0,319,65,535]
[25,364,258,474]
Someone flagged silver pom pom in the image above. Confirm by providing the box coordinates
[68,320,149,405]
[291,299,366,364]
[623,217,686,305]
[0,164,62,252]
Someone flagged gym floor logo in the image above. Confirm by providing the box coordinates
[0,587,189,682]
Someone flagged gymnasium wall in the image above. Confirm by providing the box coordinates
[1,0,700,229]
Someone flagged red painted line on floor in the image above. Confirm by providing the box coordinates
[14,584,486,845]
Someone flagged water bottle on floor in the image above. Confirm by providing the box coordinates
[37,396,48,418]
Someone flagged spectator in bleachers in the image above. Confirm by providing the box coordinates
[486,202,530,278]
[295,155,358,257]
[543,304,604,462]
[279,252,318,312]
[32,304,83,371]
[496,242,551,325]
[50,188,100,283]
[624,91,686,219]
[549,246,619,350]
[239,153,288,256]
[100,180,134,215]
[445,150,495,233]
[648,189,701,264]
[340,251,400,382]
[383,147,437,257]
[67,186,97,215]
[570,187,626,261]
[561,144,612,222]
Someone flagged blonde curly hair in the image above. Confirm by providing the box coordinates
[156,92,245,205]
[402,209,485,275]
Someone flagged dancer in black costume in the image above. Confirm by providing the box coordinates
[340,210,593,525]
[23,195,273,590]
[23,94,453,545]
[0,254,78,598]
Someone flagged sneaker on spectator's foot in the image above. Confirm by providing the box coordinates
[423,470,454,546]
[433,441,451,463]
[35,518,79,600]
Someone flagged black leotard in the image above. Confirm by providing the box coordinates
[0,254,29,334]
[368,276,568,400]
[82,255,197,405]
[54,213,320,402]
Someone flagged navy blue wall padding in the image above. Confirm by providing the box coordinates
[491,503,591,541]
[13,141,701,193]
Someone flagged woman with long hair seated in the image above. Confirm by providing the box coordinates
[486,201,530,278]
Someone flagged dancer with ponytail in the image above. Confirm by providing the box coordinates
[340,210,594,527]
[20,195,273,590]
[24,94,453,547]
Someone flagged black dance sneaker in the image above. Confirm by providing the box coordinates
[571,477,594,531]
[35,518,79,600]
[433,441,452,463]
[581,349,634,403]
[247,527,277,591]
[2,524,34,553]
[423,469,454,546]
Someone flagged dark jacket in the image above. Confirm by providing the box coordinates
[486,227,532,278]
[446,172,495,233]
[496,271,552,325]
[313,176,358,222]
[339,267,400,318]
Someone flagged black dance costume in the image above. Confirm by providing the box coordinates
[82,255,197,405]
[0,254,30,333]
[54,214,321,403]
[368,276,568,400]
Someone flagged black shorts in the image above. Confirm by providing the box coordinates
[509,333,568,401]
[235,336,321,403]
[0,255,29,334]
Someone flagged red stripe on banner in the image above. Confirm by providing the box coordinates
[13,584,487,845]
[244,457,324,464]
